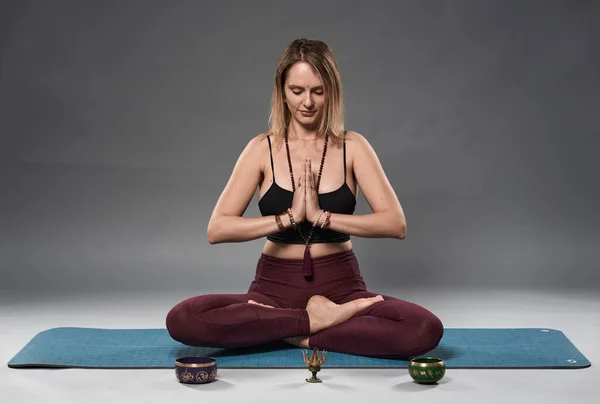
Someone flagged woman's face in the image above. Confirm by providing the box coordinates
[283,62,325,129]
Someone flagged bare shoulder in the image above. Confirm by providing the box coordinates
[345,130,368,142]
[345,129,388,184]
[209,133,270,218]
[252,132,270,144]
[245,132,270,154]
[344,130,377,162]
[345,130,403,222]
[236,132,270,168]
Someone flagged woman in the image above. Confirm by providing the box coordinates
[166,38,443,358]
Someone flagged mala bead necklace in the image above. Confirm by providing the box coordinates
[285,131,328,277]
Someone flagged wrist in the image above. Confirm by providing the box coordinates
[286,208,301,229]
[320,210,331,229]
[309,209,324,225]
[279,211,293,229]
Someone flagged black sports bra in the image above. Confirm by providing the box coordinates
[258,131,356,244]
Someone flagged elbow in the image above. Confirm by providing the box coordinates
[207,228,223,245]
[207,231,223,245]
[395,219,407,240]
[207,230,218,245]
[207,219,222,245]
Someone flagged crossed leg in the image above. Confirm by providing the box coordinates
[307,291,444,358]
[248,294,385,348]
[166,291,385,349]
[166,291,308,348]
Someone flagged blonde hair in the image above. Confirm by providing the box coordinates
[267,38,345,147]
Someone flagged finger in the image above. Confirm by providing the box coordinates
[307,160,314,188]
[304,163,308,187]
[304,160,310,189]
[304,175,307,197]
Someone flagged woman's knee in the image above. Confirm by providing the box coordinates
[165,301,195,344]
[166,295,244,347]
[165,298,216,346]
[408,313,444,355]
[379,308,444,357]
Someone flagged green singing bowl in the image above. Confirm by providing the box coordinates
[408,357,446,384]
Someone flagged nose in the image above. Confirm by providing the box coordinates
[303,92,314,108]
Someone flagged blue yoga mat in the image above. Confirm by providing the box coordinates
[7,327,591,369]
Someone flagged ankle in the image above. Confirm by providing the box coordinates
[284,336,310,349]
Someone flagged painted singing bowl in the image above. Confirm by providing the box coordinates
[175,356,217,384]
[408,357,446,384]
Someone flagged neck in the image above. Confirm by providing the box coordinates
[287,123,321,141]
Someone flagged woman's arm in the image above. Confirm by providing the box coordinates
[207,134,292,244]
[313,131,406,239]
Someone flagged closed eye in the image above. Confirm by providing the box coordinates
[292,90,324,95]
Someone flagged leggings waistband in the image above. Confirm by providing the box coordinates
[259,249,356,269]
[255,249,361,284]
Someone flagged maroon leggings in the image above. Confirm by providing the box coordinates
[166,250,443,359]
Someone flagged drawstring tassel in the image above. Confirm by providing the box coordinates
[302,245,312,277]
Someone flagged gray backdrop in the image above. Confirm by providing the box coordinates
[1,0,599,295]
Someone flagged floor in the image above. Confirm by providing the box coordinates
[1,288,598,404]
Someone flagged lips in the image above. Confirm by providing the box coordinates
[300,110,316,115]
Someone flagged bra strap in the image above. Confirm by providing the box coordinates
[267,135,275,181]
[343,130,347,181]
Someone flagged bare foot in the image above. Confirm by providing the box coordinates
[305,294,384,334]
[284,336,310,348]
[247,300,274,308]
[248,300,310,348]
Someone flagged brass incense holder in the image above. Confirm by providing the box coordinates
[302,348,327,383]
